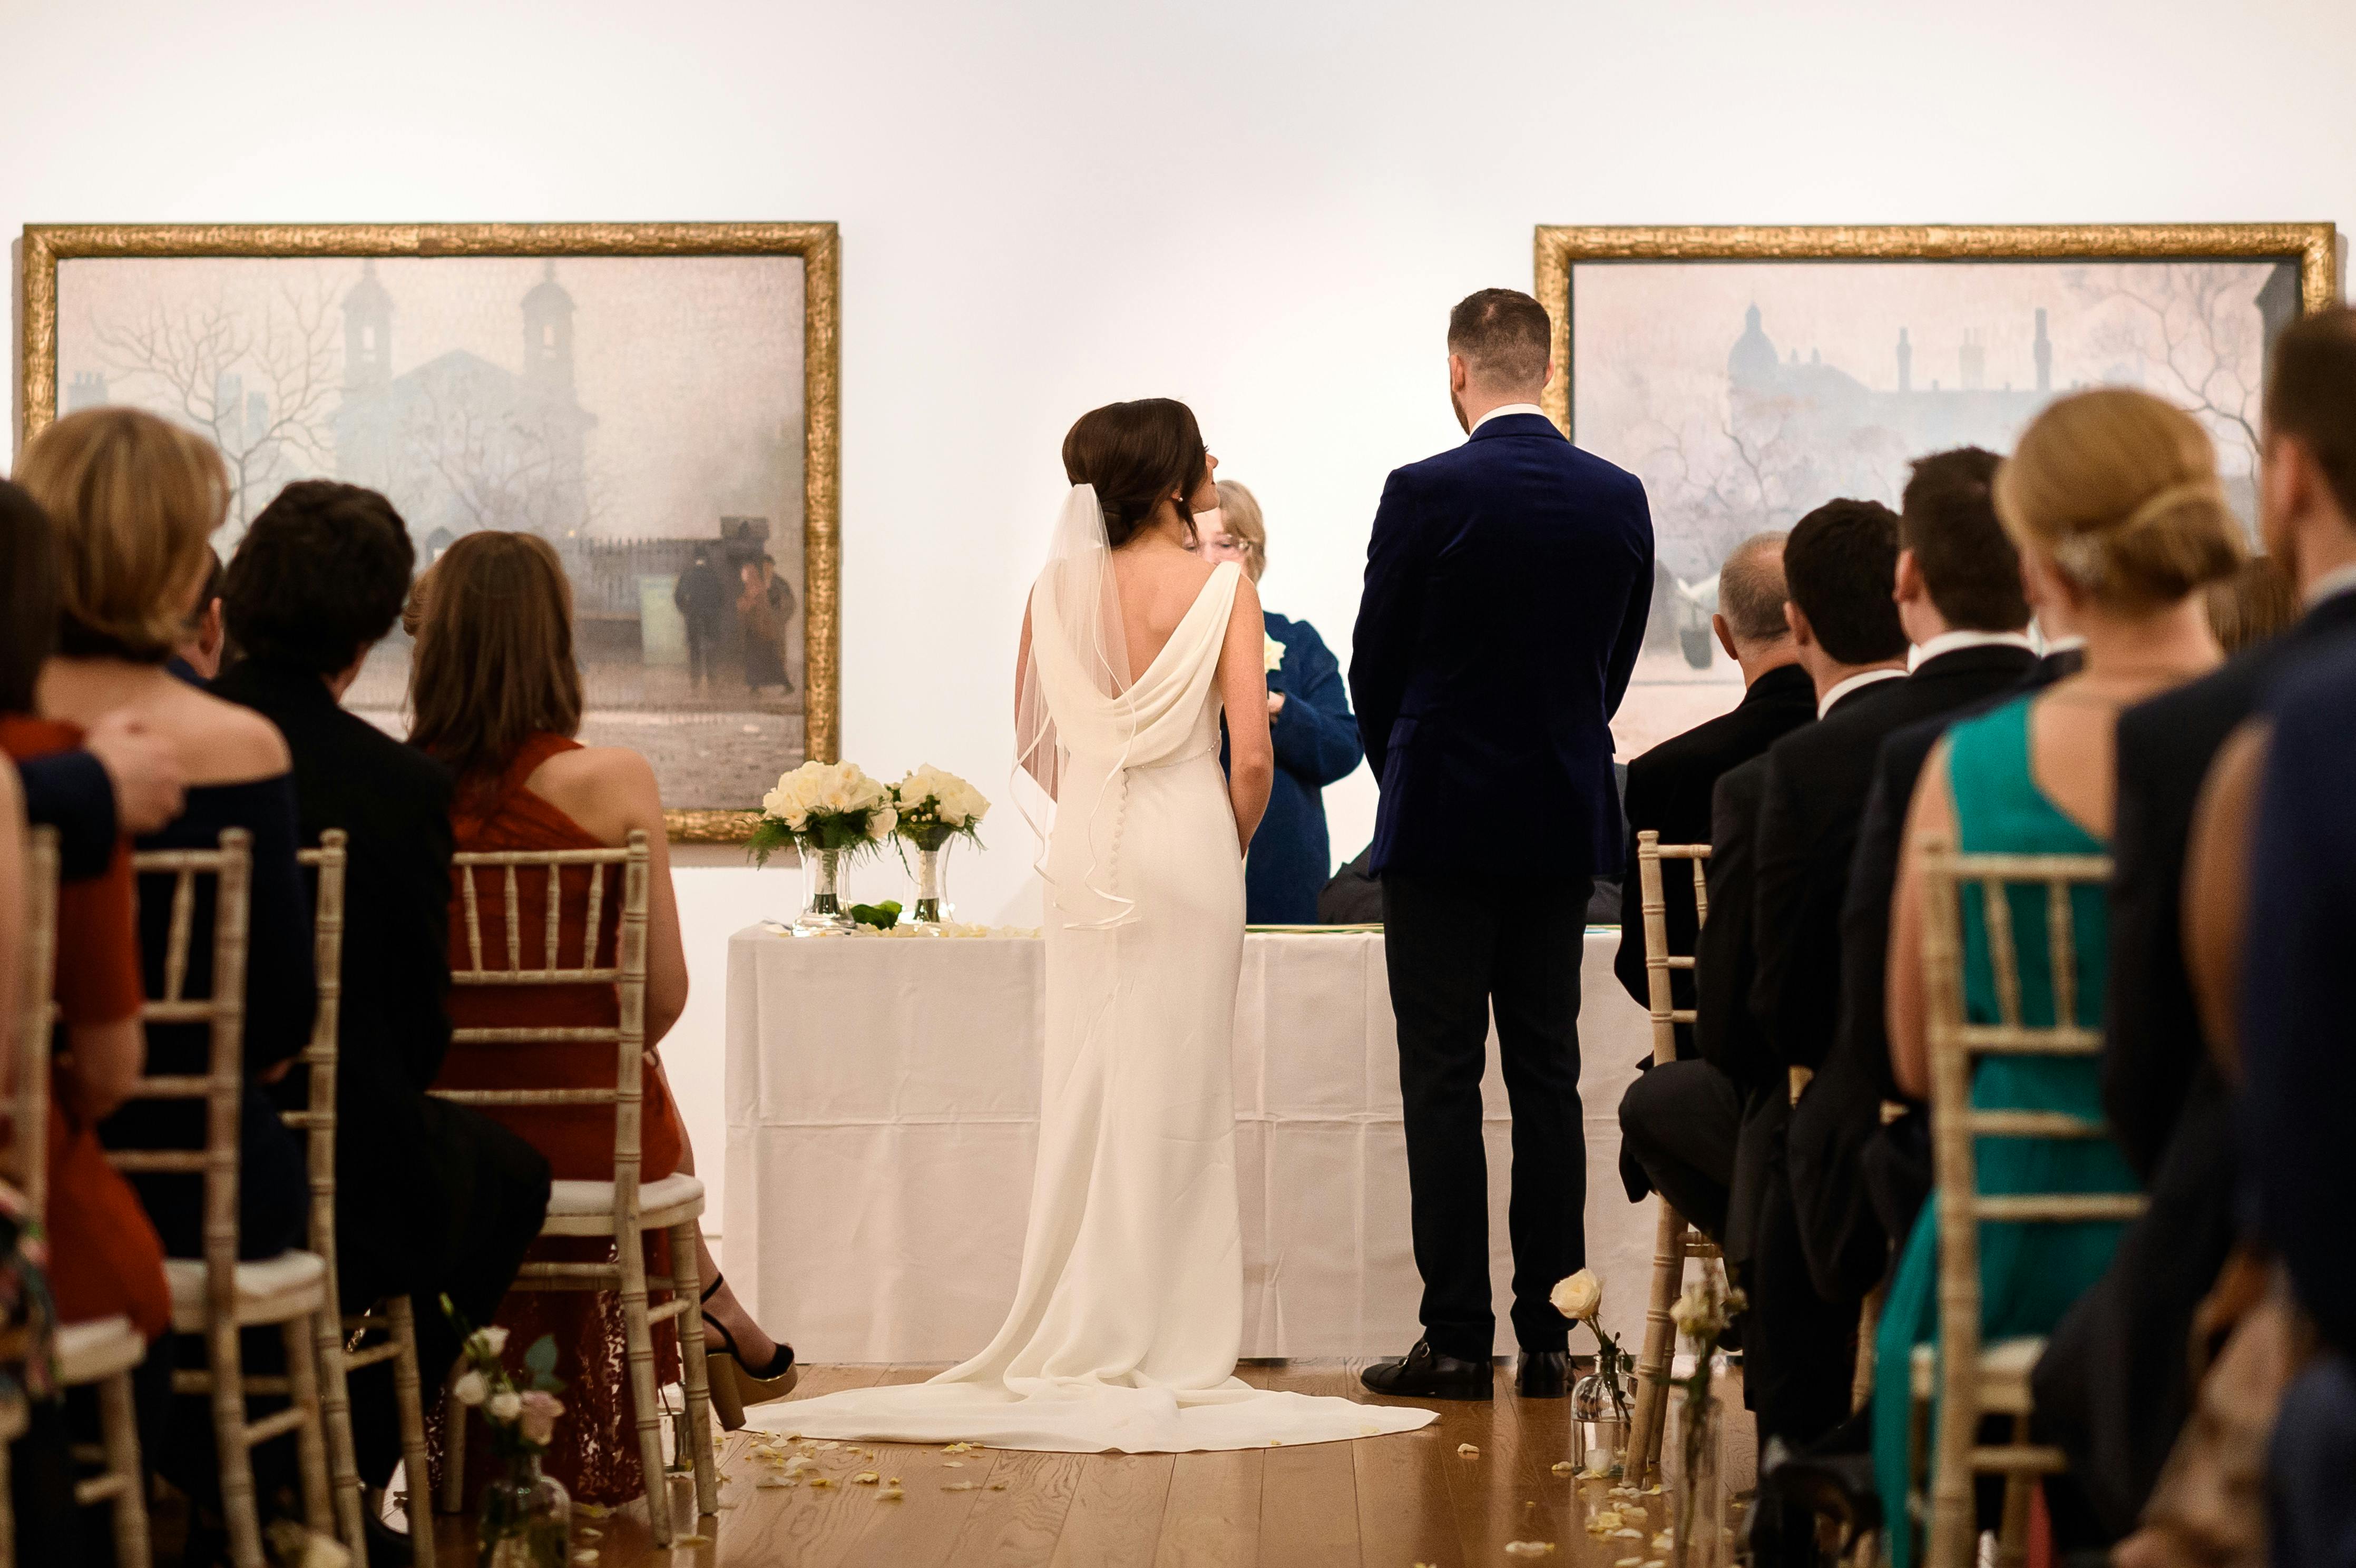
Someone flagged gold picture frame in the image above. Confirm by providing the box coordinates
[1533,222,2341,435]
[19,221,841,843]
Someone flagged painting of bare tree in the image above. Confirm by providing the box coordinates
[1533,226,2336,759]
[36,233,837,830]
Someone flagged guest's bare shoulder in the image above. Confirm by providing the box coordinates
[147,681,291,786]
[526,743,664,847]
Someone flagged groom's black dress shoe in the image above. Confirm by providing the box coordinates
[1514,1350,1569,1398]
[1360,1339,1493,1400]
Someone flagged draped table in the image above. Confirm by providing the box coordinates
[722,927,1657,1361]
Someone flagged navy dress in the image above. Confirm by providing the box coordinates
[1240,612,1362,923]
[101,774,316,1262]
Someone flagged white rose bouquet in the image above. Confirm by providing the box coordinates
[889,764,991,855]
[748,759,898,868]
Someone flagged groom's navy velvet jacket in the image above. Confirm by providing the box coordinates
[1350,411,1654,881]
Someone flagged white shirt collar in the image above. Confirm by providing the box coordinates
[1905,628,2038,672]
[1469,402,1546,433]
[2304,560,2356,609]
[1817,666,1907,720]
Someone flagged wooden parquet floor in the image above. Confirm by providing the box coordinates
[425,1361,1754,1567]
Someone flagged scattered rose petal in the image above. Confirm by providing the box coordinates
[1617,1559,1643,1567]
[576,1503,611,1519]
[754,1476,793,1489]
[575,1528,602,1542]
[943,1481,978,1492]
[1644,1561,1668,1568]
[879,1486,904,1501]
[1621,1504,1647,1521]
[944,1461,964,1468]
[1614,1527,1644,1538]
[1503,1545,1557,1559]
[988,1482,1008,1491]
[808,1476,834,1489]
[1456,1443,1480,1458]
[1551,1461,1578,1476]
[854,1472,879,1485]
[573,1553,598,1566]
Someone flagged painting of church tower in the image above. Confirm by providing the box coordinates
[333,260,595,544]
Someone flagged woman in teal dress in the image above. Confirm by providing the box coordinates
[1872,388,2246,1565]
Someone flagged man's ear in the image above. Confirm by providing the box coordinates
[1713,612,1739,664]
[1447,352,1469,393]
[1784,600,1815,650]
[1893,548,1925,606]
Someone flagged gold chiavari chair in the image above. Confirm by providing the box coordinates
[1624,829,1724,1486]
[432,831,717,1545]
[8,828,154,1565]
[0,829,60,1566]
[121,829,339,1568]
[281,833,438,1564]
[1910,840,2145,1568]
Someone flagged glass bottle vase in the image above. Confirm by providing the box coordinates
[477,1451,571,1568]
[1570,1358,1632,1477]
[1667,1384,1729,1568]
[793,846,855,936]
[910,838,956,927]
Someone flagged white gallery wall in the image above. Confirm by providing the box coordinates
[7,0,2352,1241]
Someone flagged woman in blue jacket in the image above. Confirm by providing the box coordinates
[1205,481,1363,923]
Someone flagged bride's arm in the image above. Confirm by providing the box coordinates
[1219,577,1274,852]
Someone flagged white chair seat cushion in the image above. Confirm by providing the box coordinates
[56,1315,145,1384]
[1908,1334,2047,1412]
[165,1250,328,1331]
[545,1171,705,1222]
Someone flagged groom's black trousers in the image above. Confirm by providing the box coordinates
[1381,870,1590,1361]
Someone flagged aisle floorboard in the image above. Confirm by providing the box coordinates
[424,1361,1754,1566]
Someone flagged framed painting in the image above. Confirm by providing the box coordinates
[19,221,841,841]
[1533,222,2340,757]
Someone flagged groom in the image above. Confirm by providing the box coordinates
[1352,288,1654,1399]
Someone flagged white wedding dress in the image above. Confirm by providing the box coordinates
[769,490,1434,1453]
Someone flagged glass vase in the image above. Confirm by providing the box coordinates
[793,846,855,936]
[476,1451,570,1568]
[1570,1357,1632,1477]
[1667,1383,1729,1568]
[910,838,956,927]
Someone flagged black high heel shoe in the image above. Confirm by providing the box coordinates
[700,1273,797,1430]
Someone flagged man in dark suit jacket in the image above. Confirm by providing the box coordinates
[1610,530,1815,1061]
[2032,308,2356,1536]
[2241,639,2356,1567]
[1352,289,1652,1401]
[216,482,551,1511]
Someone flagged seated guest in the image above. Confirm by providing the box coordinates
[1610,529,1812,1064]
[17,409,315,1269]
[1873,388,2241,1563]
[169,546,226,684]
[1619,500,1902,1334]
[212,483,552,1528]
[412,532,791,1504]
[2202,554,2298,655]
[2035,306,2356,1537]
[1201,480,1362,922]
[15,710,182,882]
[0,478,172,1559]
[2237,641,2356,1567]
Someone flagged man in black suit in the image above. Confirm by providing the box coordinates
[1744,454,2038,1447]
[2031,307,2356,1536]
[1352,289,1653,1400]
[1610,530,1815,1060]
[216,483,551,1527]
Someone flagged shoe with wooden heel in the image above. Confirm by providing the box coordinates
[700,1273,798,1432]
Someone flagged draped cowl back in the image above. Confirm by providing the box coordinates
[1030,558,1241,769]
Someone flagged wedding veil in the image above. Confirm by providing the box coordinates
[1012,484,1139,917]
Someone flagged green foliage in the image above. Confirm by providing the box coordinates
[849,900,903,930]
[746,809,891,869]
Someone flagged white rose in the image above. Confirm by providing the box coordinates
[488,1389,523,1423]
[472,1325,510,1358]
[1264,634,1285,673]
[1549,1268,1602,1322]
[453,1370,488,1407]
[869,806,898,840]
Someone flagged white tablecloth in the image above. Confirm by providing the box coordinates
[722,928,1656,1361]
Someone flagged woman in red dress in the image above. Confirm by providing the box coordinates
[411,532,791,1505]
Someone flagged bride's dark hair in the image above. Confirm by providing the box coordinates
[1061,399,1209,548]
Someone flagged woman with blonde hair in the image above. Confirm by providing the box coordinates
[18,408,316,1271]
[1198,479,1362,922]
[412,531,793,1502]
[1871,388,2244,1562]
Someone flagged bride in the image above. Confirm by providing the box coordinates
[776,399,1435,1452]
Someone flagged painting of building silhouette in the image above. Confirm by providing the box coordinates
[54,250,812,808]
[1566,254,2293,757]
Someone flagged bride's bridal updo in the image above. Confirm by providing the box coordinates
[1061,398,1213,547]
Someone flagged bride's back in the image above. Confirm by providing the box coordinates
[1110,543,1218,683]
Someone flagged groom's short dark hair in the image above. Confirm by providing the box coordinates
[1783,498,1907,665]
[1448,289,1550,388]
